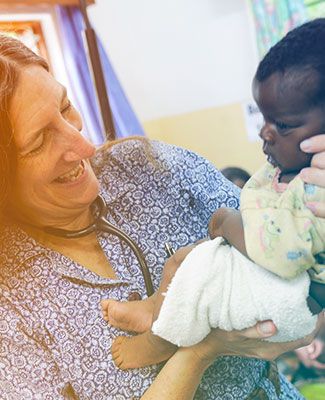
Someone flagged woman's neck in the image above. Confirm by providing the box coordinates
[15,205,93,231]
[17,207,94,248]
[21,216,99,256]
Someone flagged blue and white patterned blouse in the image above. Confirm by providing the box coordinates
[0,139,303,399]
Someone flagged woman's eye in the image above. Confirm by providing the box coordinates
[24,101,73,158]
[27,136,46,156]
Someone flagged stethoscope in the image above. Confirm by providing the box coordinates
[43,195,175,297]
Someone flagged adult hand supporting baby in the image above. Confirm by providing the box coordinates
[300,134,325,217]
[189,312,324,364]
[141,312,324,400]
[295,337,325,369]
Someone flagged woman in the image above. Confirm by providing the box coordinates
[0,34,323,399]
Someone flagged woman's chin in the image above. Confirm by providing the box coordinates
[55,164,100,202]
[70,180,100,208]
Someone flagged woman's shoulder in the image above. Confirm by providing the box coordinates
[92,137,222,180]
[92,137,239,207]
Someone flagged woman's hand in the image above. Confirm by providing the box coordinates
[300,134,325,217]
[141,315,324,400]
[295,315,325,369]
[295,338,325,370]
[188,313,325,367]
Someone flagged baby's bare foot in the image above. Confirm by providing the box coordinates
[112,332,177,370]
[101,295,155,333]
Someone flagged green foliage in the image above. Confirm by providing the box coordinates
[299,382,325,400]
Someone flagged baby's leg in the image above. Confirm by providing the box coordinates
[100,261,178,333]
[101,247,192,332]
[152,246,196,321]
[101,294,157,333]
[112,331,177,370]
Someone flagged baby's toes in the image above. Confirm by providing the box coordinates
[100,299,110,311]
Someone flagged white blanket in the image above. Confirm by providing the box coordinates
[152,237,317,346]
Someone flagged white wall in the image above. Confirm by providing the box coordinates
[88,0,259,121]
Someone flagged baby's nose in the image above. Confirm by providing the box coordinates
[259,124,275,144]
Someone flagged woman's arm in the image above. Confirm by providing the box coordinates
[141,348,211,400]
[142,313,324,400]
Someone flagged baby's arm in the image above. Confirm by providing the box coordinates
[208,207,249,258]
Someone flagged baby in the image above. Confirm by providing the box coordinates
[102,18,325,370]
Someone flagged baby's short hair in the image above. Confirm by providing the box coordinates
[256,18,325,107]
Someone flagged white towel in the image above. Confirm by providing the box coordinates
[152,237,317,346]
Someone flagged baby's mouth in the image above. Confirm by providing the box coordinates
[266,154,278,167]
[263,144,278,168]
[54,161,85,183]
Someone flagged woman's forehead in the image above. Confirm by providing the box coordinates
[13,66,62,106]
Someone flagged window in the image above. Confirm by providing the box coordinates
[0,9,70,89]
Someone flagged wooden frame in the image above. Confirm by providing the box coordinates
[0,1,94,6]
[0,20,49,62]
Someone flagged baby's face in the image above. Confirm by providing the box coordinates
[253,70,325,174]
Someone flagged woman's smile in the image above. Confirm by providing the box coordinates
[54,160,85,184]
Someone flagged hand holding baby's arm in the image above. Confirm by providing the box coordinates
[209,207,249,257]
[300,134,325,217]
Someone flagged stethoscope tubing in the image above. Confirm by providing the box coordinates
[44,196,155,296]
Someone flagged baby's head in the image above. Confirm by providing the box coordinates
[253,18,325,174]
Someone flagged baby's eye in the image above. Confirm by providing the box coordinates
[275,121,290,131]
[274,120,296,135]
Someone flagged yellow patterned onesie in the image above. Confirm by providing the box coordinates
[241,162,325,284]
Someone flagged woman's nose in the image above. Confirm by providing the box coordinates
[259,123,276,145]
[62,132,96,162]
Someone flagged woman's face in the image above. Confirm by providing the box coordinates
[10,65,100,227]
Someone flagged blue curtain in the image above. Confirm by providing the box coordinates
[56,6,145,144]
